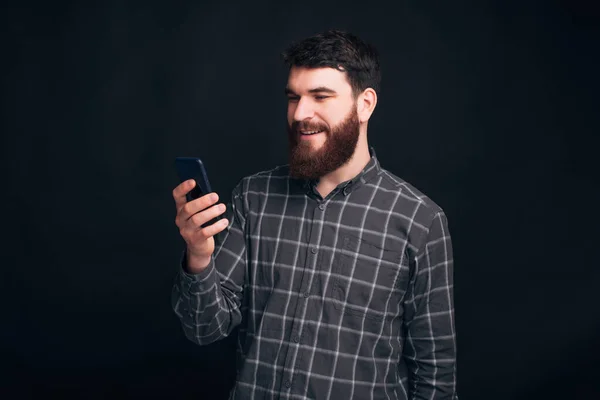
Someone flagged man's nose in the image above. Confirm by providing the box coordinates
[293,97,315,122]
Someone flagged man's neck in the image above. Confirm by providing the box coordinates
[316,139,371,198]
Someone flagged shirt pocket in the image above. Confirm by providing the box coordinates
[331,234,405,321]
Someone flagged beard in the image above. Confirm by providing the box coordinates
[287,106,360,181]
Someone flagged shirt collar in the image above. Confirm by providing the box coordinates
[300,146,381,196]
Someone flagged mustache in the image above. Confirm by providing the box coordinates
[290,120,329,133]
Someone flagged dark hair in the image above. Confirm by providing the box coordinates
[281,29,381,97]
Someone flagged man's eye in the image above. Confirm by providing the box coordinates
[315,96,329,100]
[287,97,299,102]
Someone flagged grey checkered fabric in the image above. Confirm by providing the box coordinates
[172,147,458,399]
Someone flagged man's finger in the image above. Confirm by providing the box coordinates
[189,203,226,228]
[196,218,229,239]
[182,193,220,222]
[173,179,195,210]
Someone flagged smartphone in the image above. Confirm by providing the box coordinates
[175,157,221,227]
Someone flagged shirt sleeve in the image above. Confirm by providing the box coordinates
[403,210,458,399]
[171,183,247,346]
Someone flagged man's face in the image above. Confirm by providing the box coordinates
[286,66,361,180]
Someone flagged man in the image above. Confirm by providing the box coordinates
[172,29,458,399]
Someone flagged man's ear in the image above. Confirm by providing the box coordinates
[357,88,377,123]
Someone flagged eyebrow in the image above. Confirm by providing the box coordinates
[285,86,338,96]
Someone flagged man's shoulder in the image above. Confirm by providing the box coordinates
[376,167,445,219]
[233,164,292,194]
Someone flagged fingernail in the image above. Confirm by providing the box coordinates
[211,193,218,201]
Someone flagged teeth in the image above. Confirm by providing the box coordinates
[301,130,321,135]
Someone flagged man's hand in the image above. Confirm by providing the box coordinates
[173,179,229,273]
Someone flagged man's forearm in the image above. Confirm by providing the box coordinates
[171,255,243,345]
[172,185,248,346]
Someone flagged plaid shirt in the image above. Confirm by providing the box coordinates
[172,147,458,399]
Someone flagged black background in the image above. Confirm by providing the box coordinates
[2,0,599,399]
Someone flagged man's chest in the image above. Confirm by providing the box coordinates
[244,194,413,327]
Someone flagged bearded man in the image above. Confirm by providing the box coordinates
[171,29,458,400]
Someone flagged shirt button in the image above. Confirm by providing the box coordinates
[318,204,325,210]
[293,335,300,343]
[284,380,292,388]
[303,291,310,298]
[311,247,317,254]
